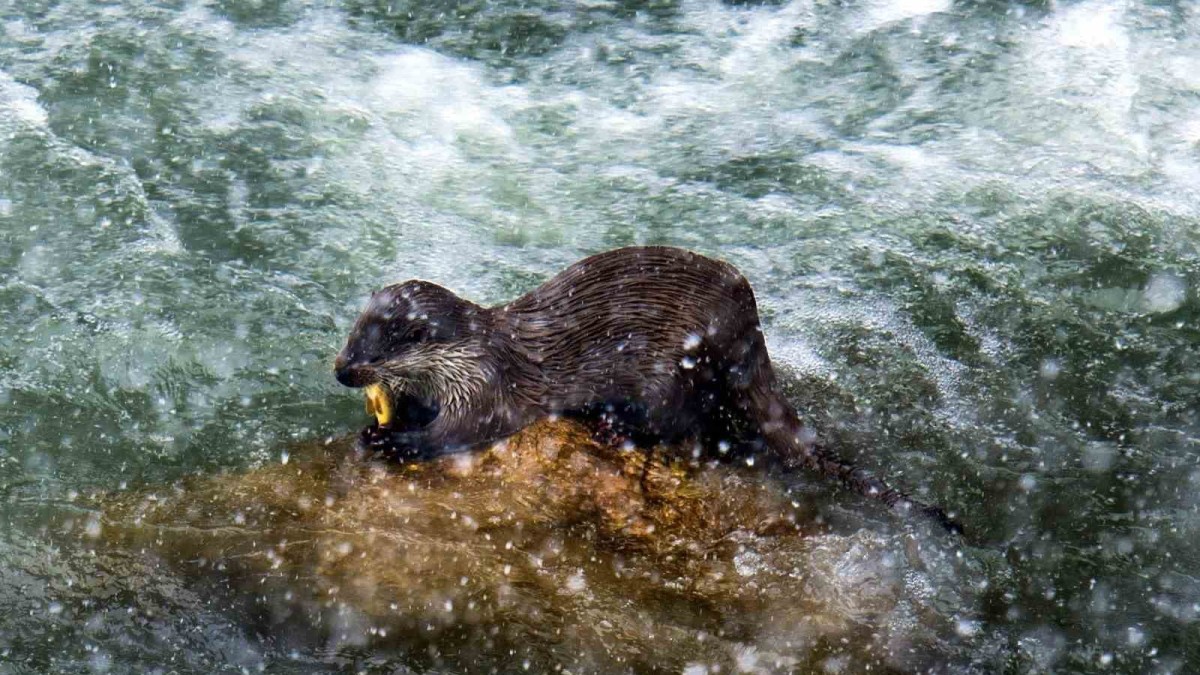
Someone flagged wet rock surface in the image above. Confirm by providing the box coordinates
[4,420,971,673]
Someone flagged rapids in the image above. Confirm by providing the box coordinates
[1,1,1198,672]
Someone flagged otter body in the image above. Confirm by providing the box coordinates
[336,246,956,530]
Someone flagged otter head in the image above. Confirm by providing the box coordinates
[335,280,489,427]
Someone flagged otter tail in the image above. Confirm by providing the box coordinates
[789,433,963,534]
[748,383,962,534]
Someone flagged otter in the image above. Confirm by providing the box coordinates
[334,246,959,532]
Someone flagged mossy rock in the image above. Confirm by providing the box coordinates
[64,419,961,672]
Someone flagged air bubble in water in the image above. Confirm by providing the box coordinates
[1039,359,1061,380]
[955,618,980,637]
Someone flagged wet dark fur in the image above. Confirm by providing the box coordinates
[335,246,959,532]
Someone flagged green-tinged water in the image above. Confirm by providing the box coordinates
[1,0,1198,672]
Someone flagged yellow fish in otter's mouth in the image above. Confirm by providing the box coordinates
[364,383,392,427]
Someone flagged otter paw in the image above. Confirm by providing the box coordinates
[356,426,431,460]
[356,425,388,450]
[589,412,639,449]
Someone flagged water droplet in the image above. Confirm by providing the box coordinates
[566,570,586,592]
[1039,358,1061,380]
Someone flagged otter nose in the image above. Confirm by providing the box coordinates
[335,363,374,388]
[333,352,373,388]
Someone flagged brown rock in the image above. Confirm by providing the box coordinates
[90,419,943,672]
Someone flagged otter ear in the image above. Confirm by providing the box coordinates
[407,323,432,342]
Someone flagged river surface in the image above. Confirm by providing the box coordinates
[1,0,1198,673]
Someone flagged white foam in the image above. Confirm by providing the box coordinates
[1021,0,1148,167]
[369,49,524,147]
[1054,1,1128,49]
[764,333,831,378]
[1140,273,1187,314]
[0,70,49,138]
[861,0,951,31]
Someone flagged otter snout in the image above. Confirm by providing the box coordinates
[334,352,377,388]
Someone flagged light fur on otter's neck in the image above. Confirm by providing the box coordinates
[379,340,495,418]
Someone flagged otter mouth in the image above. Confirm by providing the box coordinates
[362,383,440,431]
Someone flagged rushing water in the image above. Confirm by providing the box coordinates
[1,0,1199,672]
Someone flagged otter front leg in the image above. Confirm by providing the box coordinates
[357,426,441,460]
[359,405,525,460]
